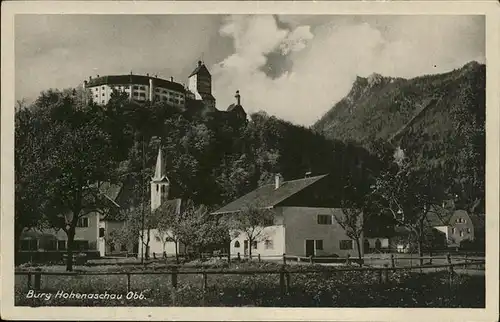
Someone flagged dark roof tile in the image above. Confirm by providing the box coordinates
[212,174,328,214]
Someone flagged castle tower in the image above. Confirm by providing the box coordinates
[188,60,216,110]
[150,147,170,211]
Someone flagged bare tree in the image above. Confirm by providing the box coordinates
[332,206,364,266]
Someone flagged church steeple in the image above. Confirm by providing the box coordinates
[151,147,170,211]
[153,147,168,182]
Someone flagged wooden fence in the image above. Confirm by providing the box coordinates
[16,258,485,304]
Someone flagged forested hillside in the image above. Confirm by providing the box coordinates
[313,61,486,214]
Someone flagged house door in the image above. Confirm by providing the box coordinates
[305,239,315,257]
[243,240,248,256]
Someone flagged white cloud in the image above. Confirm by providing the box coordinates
[212,15,485,126]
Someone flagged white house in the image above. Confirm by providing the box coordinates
[212,174,363,259]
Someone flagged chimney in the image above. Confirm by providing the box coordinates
[198,60,202,67]
[235,90,241,105]
[275,174,283,190]
[305,171,312,178]
[147,73,149,77]
[170,76,174,82]
[97,74,99,78]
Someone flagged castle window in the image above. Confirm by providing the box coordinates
[133,86,138,90]
[234,241,240,248]
[102,93,105,96]
[265,240,273,249]
[102,86,105,90]
[101,100,105,104]
[139,86,145,90]
[467,228,471,233]
[139,93,146,97]
[95,95,98,98]
[156,185,159,192]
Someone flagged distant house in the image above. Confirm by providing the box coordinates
[426,208,485,248]
[138,148,185,259]
[212,174,363,259]
[19,181,127,258]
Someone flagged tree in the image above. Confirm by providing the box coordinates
[175,202,229,259]
[371,147,446,265]
[14,105,51,253]
[154,201,183,263]
[227,204,274,259]
[36,90,125,271]
[332,206,364,267]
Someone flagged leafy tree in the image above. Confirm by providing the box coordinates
[227,204,274,259]
[34,90,125,271]
[14,105,51,252]
[371,147,446,264]
[175,202,229,259]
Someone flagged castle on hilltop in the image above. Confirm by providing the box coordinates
[83,60,246,120]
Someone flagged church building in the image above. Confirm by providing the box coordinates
[138,148,184,259]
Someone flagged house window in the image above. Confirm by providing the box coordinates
[102,86,105,90]
[58,240,66,250]
[252,241,258,249]
[20,239,38,251]
[315,240,323,250]
[101,100,105,104]
[75,240,89,251]
[317,214,332,225]
[340,240,353,250]
[133,85,138,90]
[139,93,146,97]
[99,228,105,238]
[46,240,57,251]
[155,236,161,242]
[460,231,464,237]
[95,94,98,98]
[463,219,467,223]
[467,228,471,233]
[452,227,456,234]
[133,92,139,97]
[77,217,89,228]
[265,240,274,249]
[234,241,240,248]
[110,243,115,252]
[121,244,127,251]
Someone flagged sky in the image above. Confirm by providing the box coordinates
[15,14,485,126]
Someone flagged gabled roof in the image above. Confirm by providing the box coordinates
[189,62,211,78]
[212,174,328,215]
[425,206,453,226]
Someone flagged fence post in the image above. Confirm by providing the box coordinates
[446,253,451,265]
[153,252,156,259]
[126,273,131,292]
[429,250,433,265]
[390,254,395,268]
[202,271,208,306]
[171,266,178,288]
[382,264,389,284]
[377,269,383,284]
[346,254,351,266]
[34,270,41,291]
[279,265,287,296]
[258,254,261,263]
[282,253,286,265]
[27,273,32,289]
[285,269,290,295]
[309,255,313,265]
[237,252,241,261]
